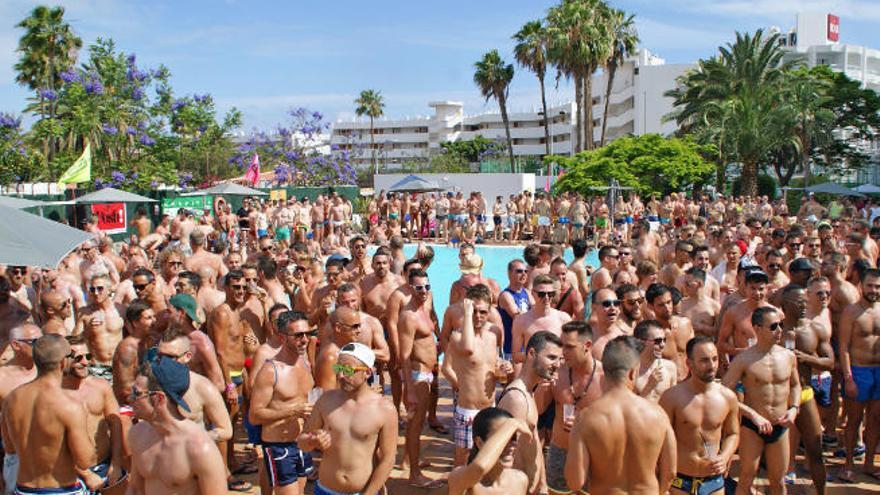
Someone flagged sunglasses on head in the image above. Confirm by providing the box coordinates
[600,299,621,308]
[332,363,371,377]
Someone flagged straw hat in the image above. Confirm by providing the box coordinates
[459,253,484,275]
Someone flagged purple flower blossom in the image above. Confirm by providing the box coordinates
[102,124,118,135]
[127,54,136,66]
[126,68,148,83]
[111,170,126,183]
[94,178,105,190]
[84,79,104,95]
[59,69,80,84]
[38,89,57,101]
[0,113,21,129]
[137,120,148,130]
[139,134,156,146]
[127,128,138,136]
[193,94,210,104]
[149,180,158,189]
[131,172,139,180]
[131,87,145,101]
[178,172,193,189]
[171,99,187,112]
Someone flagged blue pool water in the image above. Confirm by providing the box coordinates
[387,244,599,319]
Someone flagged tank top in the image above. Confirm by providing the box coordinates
[498,287,531,354]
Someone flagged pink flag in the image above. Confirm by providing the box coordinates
[544,175,551,192]
[557,167,565,179]
[245,153,260,186]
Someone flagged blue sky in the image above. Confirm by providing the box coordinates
[1,0,877,131]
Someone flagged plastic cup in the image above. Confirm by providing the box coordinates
[308,387,323,405]
[563,403,576,422]
[703,440,718,460]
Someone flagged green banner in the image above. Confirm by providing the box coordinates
[161,195,214,217]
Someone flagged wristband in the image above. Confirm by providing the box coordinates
[225,383,236,392]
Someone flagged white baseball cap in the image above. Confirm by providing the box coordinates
[338,342,375,368]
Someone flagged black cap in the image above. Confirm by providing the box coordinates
[789,257,816,273]
[745,269,769,284]
[150,357,191,413]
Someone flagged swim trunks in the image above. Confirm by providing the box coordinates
[670,473,724,495]
[81,457,127,495]
[262,442,309,487]
[88,364,113,383]
[811,372,832,408]
[493,215,502,226]
[453,406,480,449]
[14,483,87,495]
[275,226,291,241]
[849,365,880,402]
[547,444,587,494]
[741,416,788,444]
[411,370,434,385]
[558,217,570,225]
[537,216,551,227]
[537,398,556,430]
[314,481,379,495]
[799,386,815,406]
[4,453,18,495]
[257,228,268,238]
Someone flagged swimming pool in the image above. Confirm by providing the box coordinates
[392,244,599,319]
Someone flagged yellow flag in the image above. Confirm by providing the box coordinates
[58,142,92,187]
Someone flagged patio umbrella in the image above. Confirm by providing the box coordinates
[855,184,880,194]
[387,174,443,193]
[805,182,865,197]
[181,183,267,196]
[74,187,157,204]
[0,205,92,268]
[0,195,45,209]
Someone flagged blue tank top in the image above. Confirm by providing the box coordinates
[498,287,531,354]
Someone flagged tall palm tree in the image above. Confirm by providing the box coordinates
[600,9,638,146]
[513,20,552,156]
[354,89,385,174]
[14,5,81,168]
[474,50,516,172]
[784,71,834,187]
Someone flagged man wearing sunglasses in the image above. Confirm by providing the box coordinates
[301,343,397,495]
[316,307,364,391]
[0,324,41,493]
[723,306,800,495]
[4,334,93,495]
[589,288,625,361]
[763,250,789,293]
[39,291,73,336]
[75,274,124,383]
[328,285,389,365]
[4,267,36,322]
[633,320,677,403]
[511,275,571,367]
[61,335,125,494]
[309,258,346,330]
[250,310,315,494]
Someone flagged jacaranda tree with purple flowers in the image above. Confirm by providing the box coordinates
[0,113,42,185]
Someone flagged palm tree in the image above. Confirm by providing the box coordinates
[14,5,81,169]
[354,89,385,174]
[600,9,638,146]
[474,50,515,171]
[784,71,834,187]
[513,20,552,156]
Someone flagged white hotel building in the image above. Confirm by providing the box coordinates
[331,49,690,167]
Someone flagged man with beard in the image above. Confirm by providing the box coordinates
[550,258,584,321]
[589,246,618,293]
[722,307,800,495]
[647,284,694,381]
[76,274,124,382]
[565,336,676,494]
[344,236,372,283]
[616,284,643,333]
[838,268,880,482]
[39,291,73,335]
[718,270,773,362]
[249,311,315,494]
[299,344,397,495]
[4,267,36,322]
[167,294,224,391]
[61,335,125,494]
[441,287,510,466]
[511,275,571,366]
[681,268,721,339]
[547,321,603,495]
[660,337,739,495]
[0,324,41,493]
[779,286,832,491]
[359,248,401,343]
[127,359,227,494]
[634,320,678,402]
[4,335,93,495]
[688,245,721,301]
[499,331,562,495]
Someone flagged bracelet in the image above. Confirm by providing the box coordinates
[225,383,236,392]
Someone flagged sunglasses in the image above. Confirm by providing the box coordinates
[813,290,831,297]
[767,263,781,270]
[600,299,622,308]
[514,269,528,274]
[624,297,644,305]
[134,283,150,291]
[789,243,802,248]
[129,386,157,401]
[89,286,106,293]
[285,330,316,340]
[229,284,247,291]
[9,267,25,275]
[618,252,632,257]
[767,322,783,331]
[338,321,362,330]
[332,363,371,377]
[412,284,431,292]
[67,351,93,363]
[15,338,37,346]
[643,337,666,345]
[536,290,556,299]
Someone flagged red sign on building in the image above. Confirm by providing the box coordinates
[827,14,840,42]
[91,202,127,233]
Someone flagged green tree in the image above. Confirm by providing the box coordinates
[513,20,551,156]
[600,9,638,146]
[551,133,715,196]
[474,50,515,171]
[354,89,385,174]
[783,69,834,187]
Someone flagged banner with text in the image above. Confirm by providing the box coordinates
[91,202,127,233]
[161,196,214,218]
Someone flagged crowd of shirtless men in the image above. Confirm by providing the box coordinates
[0,187,879,494]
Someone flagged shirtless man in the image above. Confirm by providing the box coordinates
[547,321,603,495]
[111,301,157,407]
[441,288,509,466]
[3,335,92,495]
[722,307,800,495]
[450,254,502,305]
[779,286,832,491]
[838,268,880,481]
[717,270,773,362]
[589,288,625,360]
[511,275,571,366]
[660,241,693,287]
[60,335,124,493]
[589,246,618,293]
[633,320,678,402]
[185,230,227,285]
[249,311,315,494]
[315,307,363,391]
[39,291,72,335]
[680,268,721,339]
[4,268,36,322]
[397,269,442,489]
[646,283,694,381]
[309,259,345,329]
[344,236,371,283]
[569,240,592,303]
[660,337,739,495]
[615,284,643,333]
[690,245,721,302]
[565,335,676,494]
[0,324,41,493]
[130,207,152,242]
[764,250,790,294]
[167,294,224,391]
[550,258,584,321]
[299,344,397,495]
[75,274,124,382]
[499,331,562,495]
[359,248,401,335]
[127,359,227,494]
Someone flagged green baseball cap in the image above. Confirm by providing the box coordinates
[169,293,200,324]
